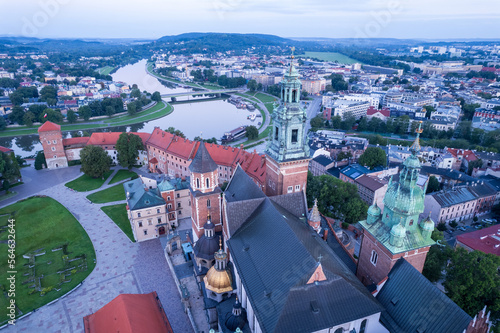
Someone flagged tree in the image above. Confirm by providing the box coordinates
[8,106,25,125]
[151,91,162,102]
[105,105,115,117]
[247,79,257,92]
[426,175,441,194]
[422,230,453,282]
[468,159,483,175]
[80,145,112,179]
[2,179,9,193]
[39,85,57,102]
[310,116,324,130]
[330,115,342,129]
[165,127,185,138]
[127,102,137,116]
[357,117,368,132]
[444,248,500,321]
[0,117,6,131]
[22,111,35,127]
[424,105,436,118]
[358,147,387,169]
[66,110,77,123]
[130,89,141,98]
[116,133,144,170]
[8,91,24,105]
[34,151,47,170]
[42,109,64,123]
[79,105,92,121]
[306,172,367,224]
[245,125,259,140]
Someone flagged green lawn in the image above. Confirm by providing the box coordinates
[254,93,277,104]
[65,170,113,192]
[0,197,96,325]
[241,126,271,147]
[303,51,361,64]
[109,170,137,184]
[86,183,126,204]
[96,66,115,75]
[101,204,135,242]
[0,101,170,138]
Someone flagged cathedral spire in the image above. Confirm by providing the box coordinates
[410,121,423,155]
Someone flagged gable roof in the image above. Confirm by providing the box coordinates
[227,197,383,333]
[124,178,165,210]
[38,121,60,132]
[431,187,477,207]
[377,258,472,333]
[224,165,266,203]
[189,142,218,173]
[146,128,174,150]
[456,224,500,255]
[83,292,173,333]
[87,132,150,147]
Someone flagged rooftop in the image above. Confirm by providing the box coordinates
[456,224,500,256]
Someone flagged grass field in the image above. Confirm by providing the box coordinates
[109,170,137,184]
[0,197,96,325]
[86,183,126,204]
[101,204,134,242]
[96,66,115,75]
[241,125,271,147]
[0,101,170,138]
[254,93,277,104]
[65,170,113,192]
[303,52,361,65]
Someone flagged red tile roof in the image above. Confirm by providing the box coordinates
[62,137,89,147]
[149,157,158,164]
[367,106,390,117]
[167,136,198,160]
[146,128,174,150]
[87,132,151,147]
[0,146,12,153]
[456,225,500,256]
[205,142,241,166]
[447,148,477,161]
[37,121,60,132]
[83,292,173,333]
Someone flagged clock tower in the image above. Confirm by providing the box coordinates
[265,48,310,196]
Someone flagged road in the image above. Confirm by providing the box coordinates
[303,96,322,136]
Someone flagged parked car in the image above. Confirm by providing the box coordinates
[475,225,481,229]
[483,219,493,224]
[446,230,453,234]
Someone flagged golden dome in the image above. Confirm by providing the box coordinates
[204,266,233,294]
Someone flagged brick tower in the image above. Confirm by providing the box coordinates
[357,123,435,286]
[37,121,68,169]
[189,142,222,242]
[265,48,310,196]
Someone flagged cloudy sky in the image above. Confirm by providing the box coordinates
[1,0,499,40]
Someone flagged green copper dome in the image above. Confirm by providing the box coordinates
[390,223,406,238]
[368,203,381,216]
[421,216,435,231]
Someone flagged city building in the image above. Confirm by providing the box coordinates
[355,174,388,209]
[325,99,370,120]
[423,186,478,224]
[456,224,500,256]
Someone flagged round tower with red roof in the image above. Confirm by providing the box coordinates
[38,121,68,169]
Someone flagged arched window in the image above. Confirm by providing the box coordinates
[334,328,343,333]
[206,178,210,188]
[370,250,378,266]
[207,199,211,208]
[409,219,414,226]
[360,319,367,333]
[196,178,200,188]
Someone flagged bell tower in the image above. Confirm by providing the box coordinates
[357,123,435,286]
[190,142,222,242]
[265,48,310,196]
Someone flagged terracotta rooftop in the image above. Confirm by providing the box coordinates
[62,137,90,147]
[0,146,13,153]
[37,121,60,132]
[146,128,174,150]
[87,132,150,147]
[456,224,500,256]
[82,292,173,333]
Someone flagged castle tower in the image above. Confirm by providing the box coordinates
[37,121,68,169]
[265,48,310,196]
[357,123,435,286]
[190,142,222,242]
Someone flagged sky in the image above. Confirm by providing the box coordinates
[0,0,499,40]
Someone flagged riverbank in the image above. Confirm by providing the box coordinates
[0,101,172,138]
[145,62,205,89]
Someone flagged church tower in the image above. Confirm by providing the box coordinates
[265,48,310,196]
[190,142,222,242]
[357,123,435,286]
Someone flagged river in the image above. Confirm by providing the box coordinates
[4,59,258,157]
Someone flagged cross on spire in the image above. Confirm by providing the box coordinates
[317,254,323,263]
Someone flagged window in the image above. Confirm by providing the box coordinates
[334,329,343,333]
[157,217,161,223]
[51,146,56,151]
[52,140,56,144]
[386,213,389,218]
[275,126,279,140]
[176,193,180,198]
[360,319,367,333]
[47,141,51,145]
[207,199,211,208]
[295,185,300,191]
[137,213,141,217]
[167,204,172,209]
[148,220,152,225]
[178,210,182,215]
[287,186,293,193]
[370,250,378,266]
[196,178,200,188]
[53,155,57,158]
[138,221,143,227]
[177,202,181,208]
[206,178,210,188]
[157,208,160,213]
[409,219,414,226]
[143,230,148,235]
[291,129,298,143]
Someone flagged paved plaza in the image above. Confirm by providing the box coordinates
[3,168,193,333]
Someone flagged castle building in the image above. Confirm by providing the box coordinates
[38,121,68,169]
[357,124,436,286]
[265,49,310,197]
